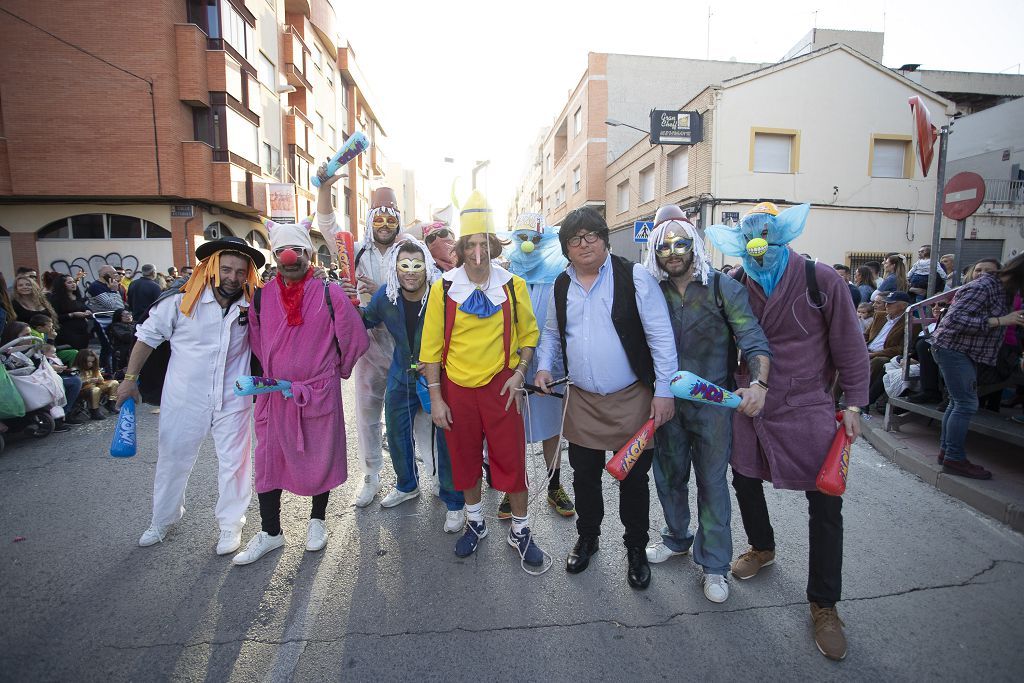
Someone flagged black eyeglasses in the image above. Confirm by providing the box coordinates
[424,229,453,245]
[567,232,601,248]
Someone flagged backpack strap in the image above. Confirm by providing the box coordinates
[253,288,262,318]
[805,258,823,307]
[506,279,518,325]
[354,245,370,270]
[441,280,455,368]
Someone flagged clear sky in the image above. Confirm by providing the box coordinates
[345,0,1023,226]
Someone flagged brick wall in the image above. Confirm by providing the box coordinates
[0,1,191,198]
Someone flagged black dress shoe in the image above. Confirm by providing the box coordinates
[906,392,942,404]
[566,536,599,574]
[627,547,651,589]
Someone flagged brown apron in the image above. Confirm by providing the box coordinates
[563,381,653,451]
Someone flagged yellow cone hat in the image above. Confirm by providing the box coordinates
[459,190,494,236]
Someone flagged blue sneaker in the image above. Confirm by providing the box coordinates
[507,526,544,567]
[455,520,487,557]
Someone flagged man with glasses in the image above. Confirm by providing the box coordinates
[534,207,677,590]
[315,167,400,508]
[233,218,370,565]
[642,205,771,604]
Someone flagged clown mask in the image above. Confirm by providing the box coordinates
[512,229,542,254]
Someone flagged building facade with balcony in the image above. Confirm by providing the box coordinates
[0,0,387,278]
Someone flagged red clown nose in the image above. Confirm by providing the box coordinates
[278,249,298,266]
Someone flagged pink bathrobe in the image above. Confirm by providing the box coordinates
[250,276,370,496]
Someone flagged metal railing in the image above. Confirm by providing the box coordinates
[984,178,1024,204]
[900,286,962,380]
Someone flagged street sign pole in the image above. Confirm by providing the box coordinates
[951,219,966,288]
[926,124,949,298]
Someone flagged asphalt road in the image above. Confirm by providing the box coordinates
[2,388,1023,682]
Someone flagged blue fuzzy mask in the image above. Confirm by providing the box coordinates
[706,203,810,297]
[503,227,568,285]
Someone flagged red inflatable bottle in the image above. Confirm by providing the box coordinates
[816,412,852,496]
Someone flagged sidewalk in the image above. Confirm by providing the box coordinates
[861,410,1024,531]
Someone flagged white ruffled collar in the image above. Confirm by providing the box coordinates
[443,264,513,305]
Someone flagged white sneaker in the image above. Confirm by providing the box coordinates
[306,519,328,552]
[216,528,242,555]
[354,474,382,508]
[139,524,173,547]
[380,487,420,508]
[232,531,285,566]
[702,573,730,603]
[646,541,689,563]
[444,509,465,533]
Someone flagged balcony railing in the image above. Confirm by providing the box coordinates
[984,178,1024,204]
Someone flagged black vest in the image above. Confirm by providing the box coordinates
[553,254,655,388]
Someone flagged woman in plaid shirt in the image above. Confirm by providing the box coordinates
[931,254,1024,479]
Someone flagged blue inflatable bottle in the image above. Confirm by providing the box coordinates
[109,398,137,458]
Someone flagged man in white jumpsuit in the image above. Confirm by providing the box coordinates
[116,237,265,555]
[316,174,398,507]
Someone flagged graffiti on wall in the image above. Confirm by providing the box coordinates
[50,253,141,281]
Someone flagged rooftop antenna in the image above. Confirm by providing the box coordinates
[706,6,713,60]
[812,9,819,29]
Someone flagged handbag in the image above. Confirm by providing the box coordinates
[12,361,67,411]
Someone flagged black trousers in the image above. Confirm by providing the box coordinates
[916,338,941,395]
[258,489,330,536]
[731,469,843,607]
[569,443,653,549]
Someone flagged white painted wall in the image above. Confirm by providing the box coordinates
[606,54,768,162]
[37,239,173,277]
[708,48,959,264]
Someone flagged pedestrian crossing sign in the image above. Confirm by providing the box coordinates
[634,221,653,243]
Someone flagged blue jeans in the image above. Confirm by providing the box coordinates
[933,346,978,462]
[384,381,464,511]
[62,376,82,414]
[652,404,733,575]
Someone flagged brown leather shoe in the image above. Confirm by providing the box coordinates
[810,602,847,661]
[942,458,992,480]
[731,547,775,580]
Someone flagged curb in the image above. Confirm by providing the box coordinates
[860,417,1024,533]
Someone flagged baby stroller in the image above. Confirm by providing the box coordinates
[0,336,67,445]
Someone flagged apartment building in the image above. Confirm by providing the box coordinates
[532,52,768,226]
[605,44,972,265]
[0,0,387,277]
[508,127,548,225]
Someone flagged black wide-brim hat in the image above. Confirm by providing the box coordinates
[195,236,266,269]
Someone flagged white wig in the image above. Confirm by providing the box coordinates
[383,236,441,314]
[644,219,713,286]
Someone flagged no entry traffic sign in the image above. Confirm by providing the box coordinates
[942,172,986,221]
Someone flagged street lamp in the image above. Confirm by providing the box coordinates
[605,118,649,135]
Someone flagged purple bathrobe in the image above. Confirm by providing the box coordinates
[731,251,869,490]
[250,277,369,496]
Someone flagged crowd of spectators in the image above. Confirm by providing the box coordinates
[829,247,1024,481]
[0,263,187,434]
